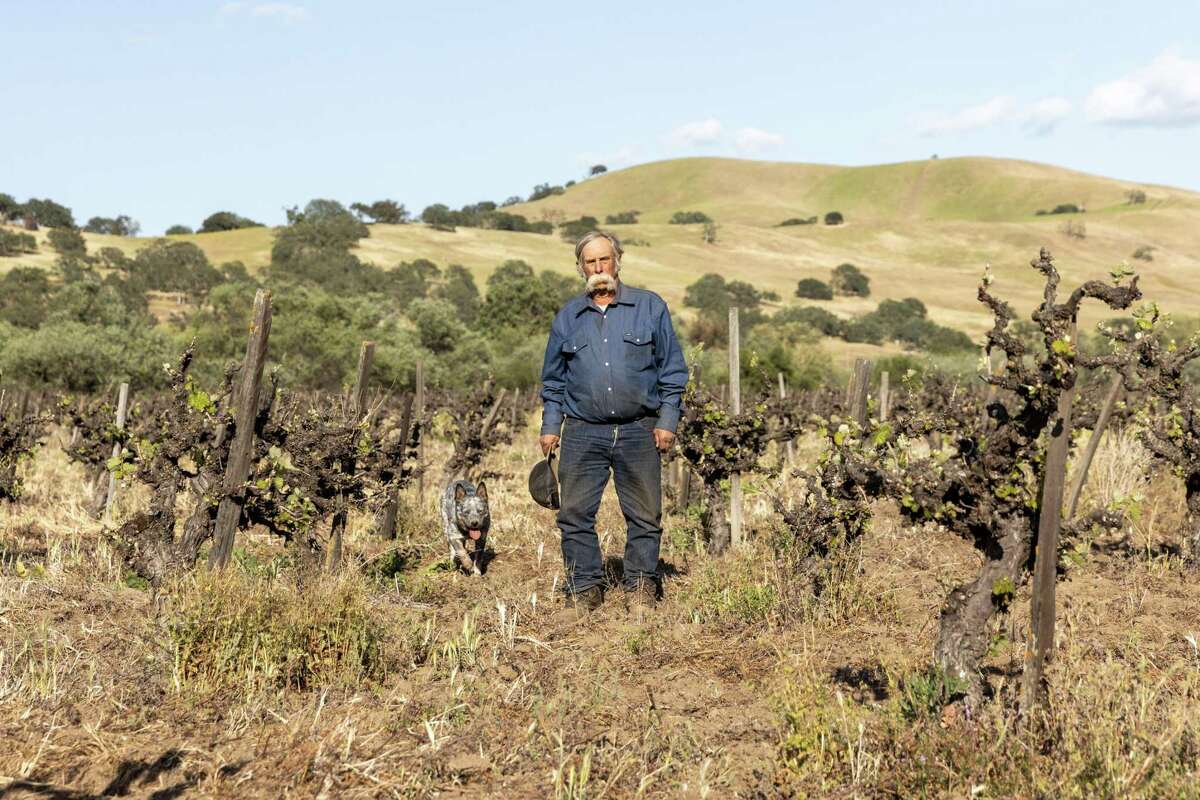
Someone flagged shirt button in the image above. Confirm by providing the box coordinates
[603,338,607,343]
[604,362,609,366]
[607,387,612,391]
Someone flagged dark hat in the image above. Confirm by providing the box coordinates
[528,451,560,510]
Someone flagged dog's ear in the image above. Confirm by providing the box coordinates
[475,482,487,502]
[454,484,467,502]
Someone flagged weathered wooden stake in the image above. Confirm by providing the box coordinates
[414,360,426,504]
[208,289,273,570]
[728,307,743,549]
[102,382,130,524]
[849,358,872,427]
[329,341,375,570]
[376,393,415,540]
[879,371,891,422]
[1022,319,1077,711]
[1066,373,1123,520]
[778,372,794,466]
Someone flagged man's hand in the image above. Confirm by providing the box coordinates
[653,428,675,453]
[539,434,560,456]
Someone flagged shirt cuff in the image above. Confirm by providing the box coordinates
[540,407,564,436]
[655,404,681,433]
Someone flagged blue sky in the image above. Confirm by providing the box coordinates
[2,0,1198,234]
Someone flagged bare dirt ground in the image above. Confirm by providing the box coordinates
[1,427,1199,798]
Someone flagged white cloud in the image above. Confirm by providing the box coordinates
[220,2,309,22]
[916,96,1015,137]
[1086,51,1200,127]
[663,118,724,148]
[734,127,785,154]
[1020,96,1073,136]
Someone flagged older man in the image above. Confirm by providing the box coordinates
[539,231,688,615]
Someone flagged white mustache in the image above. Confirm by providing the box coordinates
[586,273,617,294]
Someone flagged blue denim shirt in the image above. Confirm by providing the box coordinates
[540,283,688,434]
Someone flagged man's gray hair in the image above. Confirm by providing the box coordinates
[574,230,624,276]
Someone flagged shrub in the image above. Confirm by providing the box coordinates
[0,193,21,221]
[823,211,844,225]
[528,182,565,202]
[774,305,845,337]
[842,315,885,344]
[432,263,481,325]
[702,221,718,244]
[1132,246,1154,262]
[350,199,408,224]
[420,203,457,232]
[589,164,607,176]
[0,267,51,328]
[795,278,833,300]
[132,240,222,295]
[830,263,870,297]
[483,211,534,232]
[669,210,711,224]
[0,319,173,391]
[529,220,554,234]
[874,297,926,327]
[407,297,466,354]
[83,215,140,236]
[0,229,37,256]
[47,227,86,256]
[1052,203,1081,214]
[778,217,817,226]
[604,210,639,225]
[165,224,194,235]
[22,198,75,229]
[198,211,262,233]
[558,216,600,242]
[1126,189,1147,205]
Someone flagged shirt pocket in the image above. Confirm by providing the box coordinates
[622,327,655,371]
[562,337,589,358]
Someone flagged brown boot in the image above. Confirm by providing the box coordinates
[567,585,604,618]
[624,578,658,617]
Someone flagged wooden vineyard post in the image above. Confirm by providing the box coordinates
[1022,319,1077,712]
[848,358,871,427]
[376,393,415,540]
[778,372,794,466]
[208,289,273,570]
[415,360,426,506]
[1066,373,1123,520]
[728,307,744,549]
[102,382,130,524]
[879,371,891,422]
[329,341,374,570]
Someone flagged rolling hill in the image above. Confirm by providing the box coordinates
[5,156,1199,355]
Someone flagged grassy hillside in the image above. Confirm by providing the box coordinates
[4,156,1199,348]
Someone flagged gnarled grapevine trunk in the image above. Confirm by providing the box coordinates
[1186,476,1200,565]
[702,482,730,554]
[934,515,1031,694]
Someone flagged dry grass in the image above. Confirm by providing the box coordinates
[0,423,1198,797]
[5,156,1200,350]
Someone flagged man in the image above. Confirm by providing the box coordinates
[539,230,688,615]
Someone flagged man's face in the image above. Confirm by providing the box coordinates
[580,238,618,280]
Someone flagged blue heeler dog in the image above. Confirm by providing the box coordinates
[440,480,490,575]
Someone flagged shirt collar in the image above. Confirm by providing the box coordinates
[575,281,634,315]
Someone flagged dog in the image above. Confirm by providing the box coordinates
[440,479,490,575]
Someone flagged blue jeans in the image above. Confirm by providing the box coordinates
[557,416,662,593]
